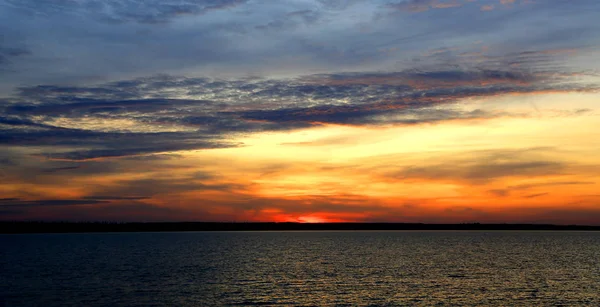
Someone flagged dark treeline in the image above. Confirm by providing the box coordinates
[1,222,599,234]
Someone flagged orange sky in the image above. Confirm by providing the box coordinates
[2,91,598,224]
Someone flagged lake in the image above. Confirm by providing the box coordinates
[2,231,600,306]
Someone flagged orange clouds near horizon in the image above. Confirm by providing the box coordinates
[2,91,598,224]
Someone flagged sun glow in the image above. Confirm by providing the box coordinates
[296,215,328,223]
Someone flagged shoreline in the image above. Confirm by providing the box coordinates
[2,222,600,234]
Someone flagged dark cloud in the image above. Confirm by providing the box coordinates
[489,181,595,197]
[523,193,549,199]
[0,115,63,130]
[3,0,248,24]
[0,46,30,66]
[511,181,595,190]
[397,161,564,184]
[256,9,321,31]
[387,0,464,13]
[65,202,202,222]
[239,105,509,126]
[0,124,237,160]
[0,151,200,187]
[488,189,509,197]
[309,69,538,86]
[0,201,201,222]
[1,0,598,94]
[7,98,215,116]
[0,198,109,207]
[40,141,234,161]
[84,177,246,199]
[82,196,151,200]
[41,165,81,173]
[1,58,595,160]
[121,153,183,161]
[316,0,364,10]
[386,148,567,184]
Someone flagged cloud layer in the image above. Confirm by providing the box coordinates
[1,0,599,223]
[1,60,595,160]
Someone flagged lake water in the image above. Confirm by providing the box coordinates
[2,231,600,306]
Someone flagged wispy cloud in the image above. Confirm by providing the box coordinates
[2,0,248,24]
[387,0,464,13]
[0,50,595,160]
[0,45,30,69]
[384,147,568,184]
[0,198,109,207]
[489,181,596,197]
[523,192,549,198]
[480,4,495,11]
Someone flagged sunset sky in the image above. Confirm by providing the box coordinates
[1,0,599,224]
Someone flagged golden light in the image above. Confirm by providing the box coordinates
[296,215,328,223]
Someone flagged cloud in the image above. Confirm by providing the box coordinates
[387,0,463,13]
[398,161,564,183]
[0,149,202,188]
[510,181,596,190]
[2,0,599,93]
[82,196,151,200]
[83,176,246,199]
[0,126,237,160]
[386,147,568,184]
[3,0,248,24]
[0,115,59,129]
[238,105,512,126]
[255,9,321,31]
[41,165,81,173]
[1,54,595,160]
[488,189,509,197]
[480,5,495,11]
[0,45,30,67]
[489,181,595,197]
[39,141,234,161]
[304,69,539,88]
[523,192,549,198]
[0,198,109,207]
[0,201,201,222]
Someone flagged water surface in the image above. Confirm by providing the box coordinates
[2,231,599,306]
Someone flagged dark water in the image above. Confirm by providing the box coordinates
[2,231,600,306]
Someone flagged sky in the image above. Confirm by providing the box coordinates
[1,0,599,224]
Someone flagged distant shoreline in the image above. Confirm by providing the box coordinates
[1,222,599,234]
